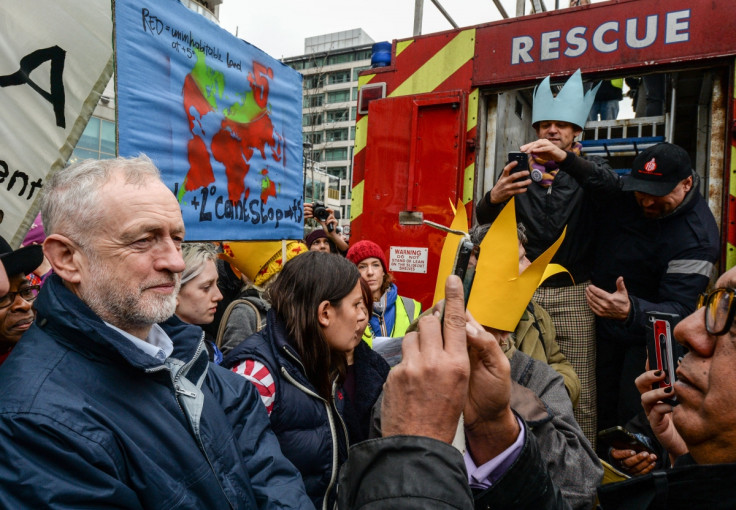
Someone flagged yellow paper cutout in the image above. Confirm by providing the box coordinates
[541,263,573,285]
[219,240,306,285]
[432,199,468,304]
[467,199,568,332]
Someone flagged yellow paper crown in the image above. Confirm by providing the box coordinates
[433,198,568,332]
[220,240,307,286]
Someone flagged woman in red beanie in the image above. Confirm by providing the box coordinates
[346,240,421,345]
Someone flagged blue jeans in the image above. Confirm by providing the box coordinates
[588,100,620,121]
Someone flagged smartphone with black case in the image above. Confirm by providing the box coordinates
[507,151,529,174]
[449,236,478,306]
[598,426,655,455]
[438,236,478,330]
[646,311,682,406]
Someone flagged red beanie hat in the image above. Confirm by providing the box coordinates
[346,240,387,272]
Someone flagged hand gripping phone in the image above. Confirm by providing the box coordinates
[646,311,681,406]
[423,220,480,316]
[597,426,655,455]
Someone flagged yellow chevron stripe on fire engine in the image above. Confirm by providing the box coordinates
[467,89,478,132]
[358,73,376,88]
[730,144,736,198]
[457,89,480,207]
[351,179,365,221]
[463,163,474,204]
[354,116,368,155]
[728,60,736,270]
[389,28,475,98]
[396,40,413,57]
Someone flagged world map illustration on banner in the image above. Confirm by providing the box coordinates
[183,51,281,206]
[115,0,304,241]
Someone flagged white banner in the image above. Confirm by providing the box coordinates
[0,0,113,246]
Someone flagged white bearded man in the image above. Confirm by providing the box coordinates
[0,156,313,509]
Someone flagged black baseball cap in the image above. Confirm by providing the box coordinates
[622,143,693,196]
[0,236,43,278]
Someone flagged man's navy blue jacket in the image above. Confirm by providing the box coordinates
[560,153,720,344]
[0,274,313,509]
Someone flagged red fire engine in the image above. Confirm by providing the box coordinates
[351,0,736,309]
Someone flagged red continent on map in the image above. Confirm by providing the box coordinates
[182,66,283,203]
[182,74,216,191]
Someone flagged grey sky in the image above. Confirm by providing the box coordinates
[217,0,631,117]
[219,0,541,59]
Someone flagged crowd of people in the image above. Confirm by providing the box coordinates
[0,67,733,509]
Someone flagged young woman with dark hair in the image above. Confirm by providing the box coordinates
[222,251,387,510]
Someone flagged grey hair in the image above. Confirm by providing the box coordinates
[469,221,528,246]
[41,155,161,247]
[181,242,219,286]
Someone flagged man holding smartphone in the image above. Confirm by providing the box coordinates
[553,142,720,438]
[476,69,611,445]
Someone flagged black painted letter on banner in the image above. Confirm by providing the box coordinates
[0,46,66,128]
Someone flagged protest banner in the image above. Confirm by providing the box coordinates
[0,1,113,246]
[115,0,304,240]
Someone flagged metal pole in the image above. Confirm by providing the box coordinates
[311,160,315,204]
[413,0,423,36]
[303,142,312,202]
[668,76,676,143]
[491,0,509,19]
[531,0,547,12]
[516,0,525,17]
[428,0,459,29]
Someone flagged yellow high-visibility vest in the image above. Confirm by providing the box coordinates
[362,295,422,347]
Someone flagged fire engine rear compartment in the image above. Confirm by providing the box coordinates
[351,1,736,308]
[477,64,731,236]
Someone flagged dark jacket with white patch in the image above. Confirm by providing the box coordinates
[562,154,720,343]
[223,309,352,510]
[0,274,312,510]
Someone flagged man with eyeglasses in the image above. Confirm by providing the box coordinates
[0,236,43,365]
[595,265,736,507]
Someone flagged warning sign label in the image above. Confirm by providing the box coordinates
[389,246,428,274]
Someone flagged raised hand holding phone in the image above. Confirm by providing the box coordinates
[646,312,681,406]
[488,151,532,204]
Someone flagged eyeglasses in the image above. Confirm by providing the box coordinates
[0,285,40,309]
[697,288,736,336]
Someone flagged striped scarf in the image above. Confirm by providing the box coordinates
[530,142,582,187]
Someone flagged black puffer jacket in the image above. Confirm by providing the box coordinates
[341,341,390,444]
[476,153,614,286]
[223,309,349,510]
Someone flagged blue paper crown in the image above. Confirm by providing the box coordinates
[532,69,600,129]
